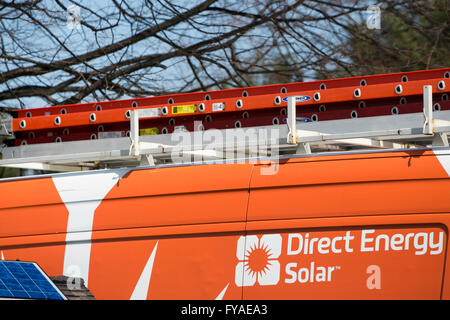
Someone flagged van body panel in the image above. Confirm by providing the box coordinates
[88,233,244,300]
[241,225,446,299]
[0,242,66,277]
[248,150,450,221]
[0,177,69,238]
[1,148,450,299]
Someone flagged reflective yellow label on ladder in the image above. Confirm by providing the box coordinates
[172,104,197,114]
[139,128,159,136]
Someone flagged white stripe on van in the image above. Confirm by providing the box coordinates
[433,148,450,176]
[215,283,229,300]
[52,169,128,287]
[131,241,158,300]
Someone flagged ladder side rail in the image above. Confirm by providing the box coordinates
[11,78,449,134]
[15,68,450,118]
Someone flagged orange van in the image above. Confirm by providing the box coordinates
[1,146,450,300]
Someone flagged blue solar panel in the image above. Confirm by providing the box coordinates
[0,261,66,300]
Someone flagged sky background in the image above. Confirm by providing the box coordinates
[0,0,372,110]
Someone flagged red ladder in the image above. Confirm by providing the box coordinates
[5,68,450,146]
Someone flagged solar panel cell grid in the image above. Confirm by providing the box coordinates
[0,289,13,298]
[0,261,65,300]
